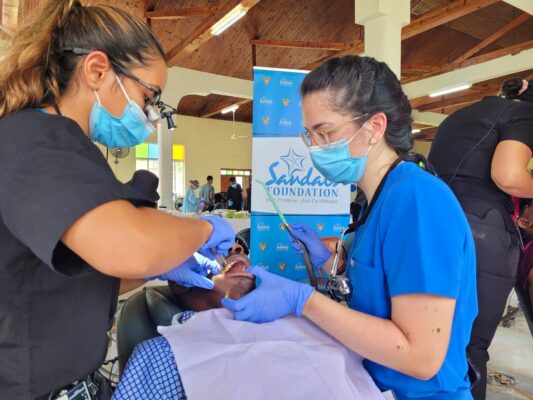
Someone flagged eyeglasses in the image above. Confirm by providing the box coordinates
[300,113,368,149]
[111,63,161,108]
[62,47,162,122]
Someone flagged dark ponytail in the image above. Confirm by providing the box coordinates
[0,0,165,118]
[501,77,533,104]
[300,55,413,154]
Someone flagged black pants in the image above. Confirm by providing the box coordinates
[462,203,520,400]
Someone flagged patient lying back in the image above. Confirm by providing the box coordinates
[168,251,255,312]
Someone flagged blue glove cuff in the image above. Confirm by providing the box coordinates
[312,249,332,269]
[294,283,314,316]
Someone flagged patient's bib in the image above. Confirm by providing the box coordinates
[159,309,384,400]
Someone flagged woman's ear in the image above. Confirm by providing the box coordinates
[80,51,113,90]
[364,112,387,143]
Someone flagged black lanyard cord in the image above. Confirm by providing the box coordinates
[345,157,402,235]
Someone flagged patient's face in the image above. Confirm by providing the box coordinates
[169,252,255,312]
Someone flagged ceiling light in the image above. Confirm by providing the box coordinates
[429,83,471,98]
[211,5,247,36]
[412,128,421,134]
[221,104,240,114]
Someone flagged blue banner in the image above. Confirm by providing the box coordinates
[250,214,349,282]
[252,68,307,137]
[250,67,350,283]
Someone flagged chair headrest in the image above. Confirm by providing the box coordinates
[145,287,184,327]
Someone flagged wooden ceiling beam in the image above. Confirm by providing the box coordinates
[143,0,156,25]
[415,92,489,112]
[300,40,365,71]
[402,64,440,73]
[250,39,348,51]
[144,7,213,20]
[166,0,262,64]
[453,13,531,64]
[201,98,251,118]
[403,39,533,84]
[402,0,500,40]
[413,127,437,141]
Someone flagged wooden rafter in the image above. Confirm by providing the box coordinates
[301,0,498,80]
[166,0,262,64]
[300,40,365,71]
[201,98,251,118]
[453,13,531,63]
[251,44,257,67]
[415,92,489,112]
[413,127,437,141]
[250,39,348,51]
[143,0,156,25]
[144,7,213,20]
[403,39,533,84]
[402,64,440,73]
[402,0,500,40]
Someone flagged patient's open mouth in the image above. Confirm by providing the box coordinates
[222,253,254,279]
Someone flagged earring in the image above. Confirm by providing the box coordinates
[370,137,377,145]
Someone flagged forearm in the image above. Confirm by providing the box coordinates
[493,168,533,198]
[119,279,146,295]
[303,292,434,379]
[62,200,213,279]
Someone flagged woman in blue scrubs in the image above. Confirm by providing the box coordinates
[223,55,478,399]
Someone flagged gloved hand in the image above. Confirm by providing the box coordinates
[148,252,220,289]
[221,266,314,323]
[289,223,331,268]
[198,215,235,257]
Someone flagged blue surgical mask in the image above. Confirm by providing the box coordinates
[309,128,372,184]
[90,75,155,148]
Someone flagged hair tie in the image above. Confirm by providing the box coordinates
[518,79,528,96]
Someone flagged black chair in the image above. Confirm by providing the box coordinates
[116,286,184,376]
[236,228,250,252]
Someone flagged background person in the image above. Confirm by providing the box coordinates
[199,175,215,211]
[182,179,199,214]
[428,77,533,400]
[223,55,478,400]
[226,176,243,210]
[0,1,234,398]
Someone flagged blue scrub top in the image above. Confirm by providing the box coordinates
[347,162,477,400]
[182,187,198,213]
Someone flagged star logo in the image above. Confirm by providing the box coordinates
[262,116,270,125]
[278,262,286,271]
[259,242,267,251]
[280,148,305,176]
[262,76,271,85]
[282,98,290,106]
[279,224,286,231]
[316,223,324,232]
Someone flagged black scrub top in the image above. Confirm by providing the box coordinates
[428,96,533,215]
[0,109,148,399]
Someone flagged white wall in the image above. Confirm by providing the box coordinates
[101,116,253,192]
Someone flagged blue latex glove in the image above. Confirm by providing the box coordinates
[199,215,235,257]
[148,252,220,289]
[221,266,314,323]
[289,223,331,268]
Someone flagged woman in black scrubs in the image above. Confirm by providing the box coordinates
[428,78,533,400]
[0,1,234,399]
